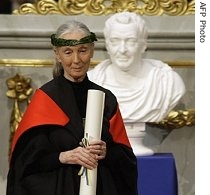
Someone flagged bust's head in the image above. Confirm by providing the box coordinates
[104,12,148,71]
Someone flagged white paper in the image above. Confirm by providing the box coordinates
[79,89,105,195]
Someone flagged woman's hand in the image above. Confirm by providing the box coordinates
[87,140,107,160]
[59,146,98,170]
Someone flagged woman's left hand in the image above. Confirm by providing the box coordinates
[87,140,107,160]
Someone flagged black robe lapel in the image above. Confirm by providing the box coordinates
[41,76,84,142]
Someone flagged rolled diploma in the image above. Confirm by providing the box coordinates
[79,89,105,195]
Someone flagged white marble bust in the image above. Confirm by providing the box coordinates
[88,12,186,155]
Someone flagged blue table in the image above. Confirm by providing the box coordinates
[137,153,178,195]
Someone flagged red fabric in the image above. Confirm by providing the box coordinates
[11,89,69,157]
[109,105,131,148]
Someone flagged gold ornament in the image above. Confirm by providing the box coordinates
[13,0,195,16]
[6,74,33,157]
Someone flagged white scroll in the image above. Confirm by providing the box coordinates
[79,89,105,195]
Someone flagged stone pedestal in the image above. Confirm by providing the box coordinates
[125,123,154,156]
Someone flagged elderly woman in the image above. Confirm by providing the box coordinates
[6,20,138,195]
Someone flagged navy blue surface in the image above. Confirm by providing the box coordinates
[137,153,178,195]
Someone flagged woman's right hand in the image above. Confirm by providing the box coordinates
[59,146,98,170]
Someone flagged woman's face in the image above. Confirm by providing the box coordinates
[54,32,94,82]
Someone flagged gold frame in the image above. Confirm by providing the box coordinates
[0,59,195,68]
[13,0,195,16]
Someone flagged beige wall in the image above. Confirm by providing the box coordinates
[0,14,195,194]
